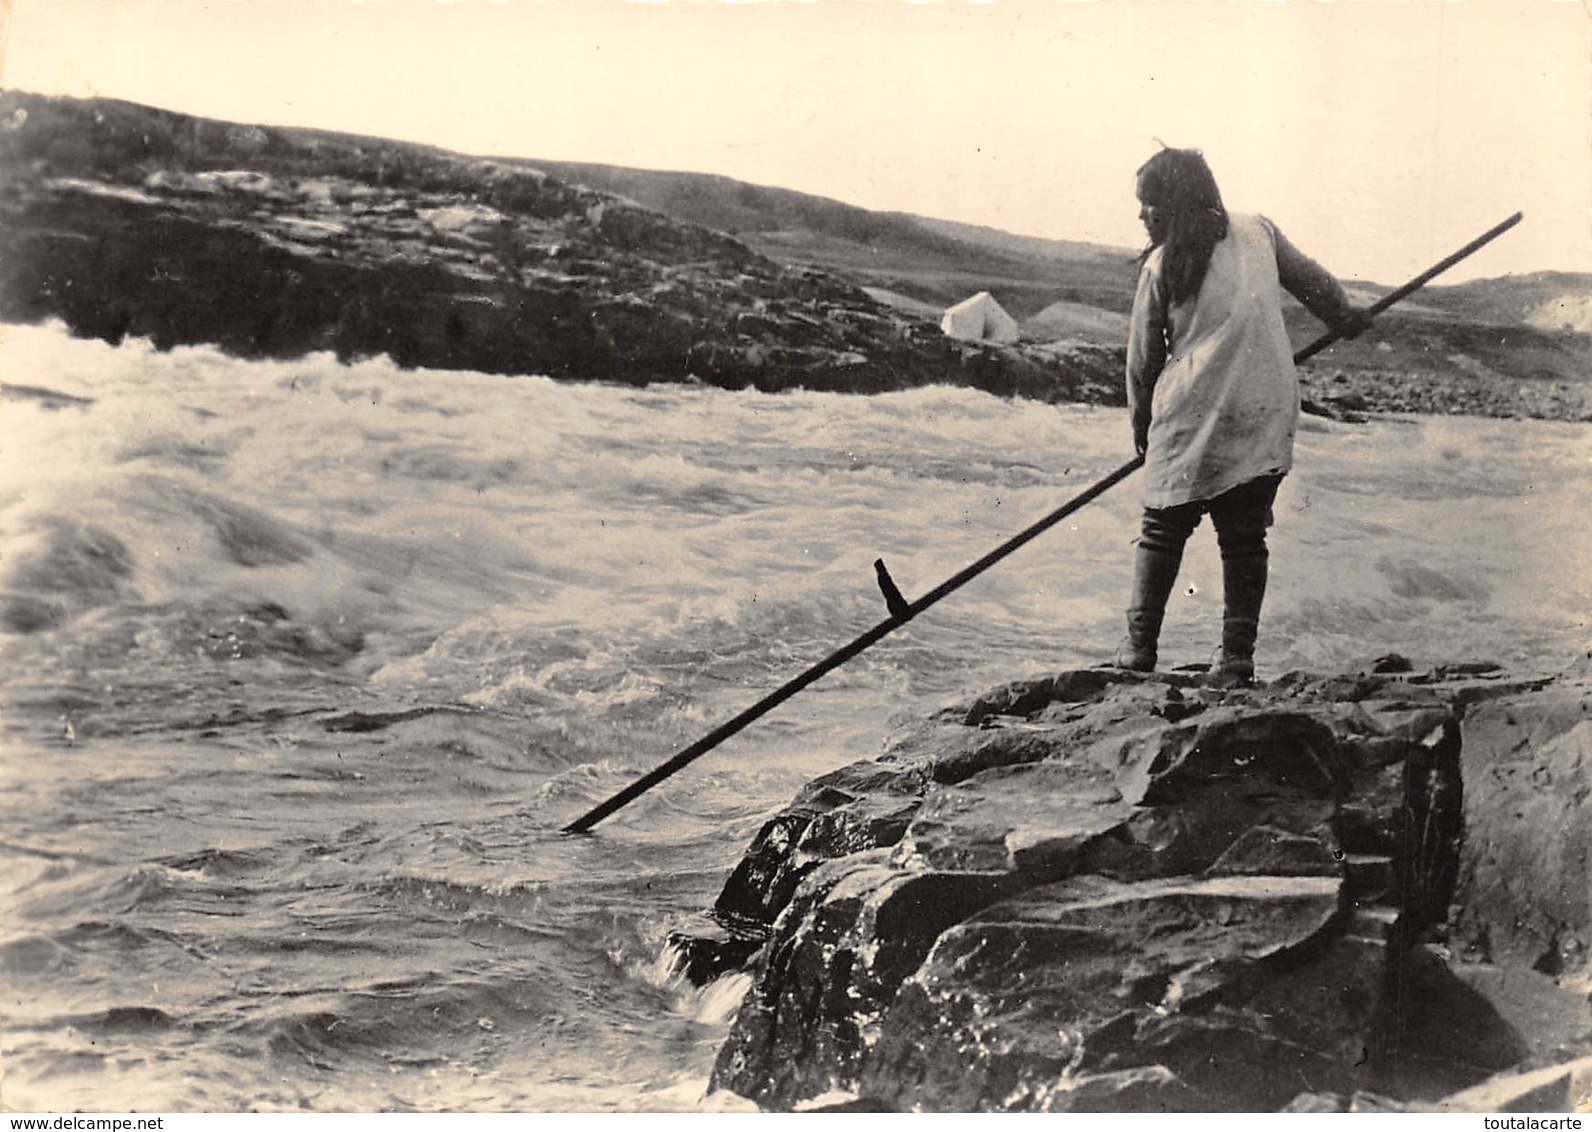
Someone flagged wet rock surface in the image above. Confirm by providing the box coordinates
[680,658,1592,1111]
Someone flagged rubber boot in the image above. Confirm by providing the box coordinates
[1114,542,1183,672]
[1211,551,1268,686]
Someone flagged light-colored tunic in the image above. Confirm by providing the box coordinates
[1127,213,1352,509]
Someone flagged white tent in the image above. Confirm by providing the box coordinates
[940,291,1021,345]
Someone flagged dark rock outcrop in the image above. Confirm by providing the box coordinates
[0,92,1119,405]
[678,660,1592,1112]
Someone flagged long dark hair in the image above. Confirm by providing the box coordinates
[1136,148,1229,305]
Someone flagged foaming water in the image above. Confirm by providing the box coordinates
[1,321,1587,1110]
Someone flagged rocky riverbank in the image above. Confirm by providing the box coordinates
[1298,362,1592,425]
[672,657,1592,1112]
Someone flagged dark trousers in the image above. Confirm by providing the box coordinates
[1139,474,1282,562]
[1127,474,1283,669]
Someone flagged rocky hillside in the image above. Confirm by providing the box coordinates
[0,91,1117,405]
[522,157,1134,320]
[674,658,1592,1112]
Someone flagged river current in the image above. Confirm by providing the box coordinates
[1,321,1586,1111]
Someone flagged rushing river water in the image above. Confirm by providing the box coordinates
[1,321,1587,1111]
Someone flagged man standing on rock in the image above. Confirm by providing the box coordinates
[1115,147,1370,685]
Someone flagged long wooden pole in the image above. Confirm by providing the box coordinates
[562,211,1522,833]
[563,457,1141,833]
